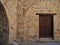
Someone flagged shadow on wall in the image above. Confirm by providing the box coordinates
[0,1,9,45]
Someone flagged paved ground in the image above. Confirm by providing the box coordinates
[18,41,60,45]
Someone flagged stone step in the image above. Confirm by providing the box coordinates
[39,38,53,41]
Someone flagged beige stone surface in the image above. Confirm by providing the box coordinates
[1,0,17,41]
[0,0,60,41]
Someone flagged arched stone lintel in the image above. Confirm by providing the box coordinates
[0,0,10,22]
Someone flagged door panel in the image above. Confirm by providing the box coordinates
[39,15,53,38]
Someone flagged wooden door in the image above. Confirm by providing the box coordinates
[39,15,53,38]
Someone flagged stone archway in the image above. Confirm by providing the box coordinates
[0,1,9,45]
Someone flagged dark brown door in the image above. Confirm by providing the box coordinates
[39,15,53,38]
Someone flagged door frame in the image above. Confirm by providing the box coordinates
[36,13,56,40]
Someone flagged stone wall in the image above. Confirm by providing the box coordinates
[0,0,17,41]
[17,0,60,41]
[54,0,60,41]
[1,0,60,42]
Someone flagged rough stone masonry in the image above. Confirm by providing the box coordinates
[0,0,60,42]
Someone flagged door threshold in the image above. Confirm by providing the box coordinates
[39,38,53,41]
